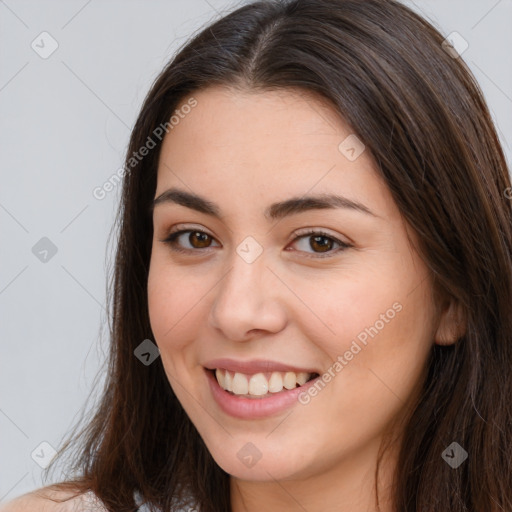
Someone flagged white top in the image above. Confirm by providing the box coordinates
[71,490,156,511]
[72,489,195,511]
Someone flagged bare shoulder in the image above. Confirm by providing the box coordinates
[0,485,104,512]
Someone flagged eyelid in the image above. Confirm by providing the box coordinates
[292,226,350,244]
[288,228,352,258]
[159,224,352,257]
[159,224,220,251]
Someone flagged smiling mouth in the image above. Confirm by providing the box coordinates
[210,368,320,399]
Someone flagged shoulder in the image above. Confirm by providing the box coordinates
[0,486,105,512]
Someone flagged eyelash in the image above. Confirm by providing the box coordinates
[159,227,352,259]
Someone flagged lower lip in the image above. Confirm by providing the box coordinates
[205,368,320,419]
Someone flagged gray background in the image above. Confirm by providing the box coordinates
[1,0,511,502]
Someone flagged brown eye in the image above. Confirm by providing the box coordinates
[161,229,220,253]
[188,231,212,248]
[290,230,352,258]
[309,235,334,253]
[161,228,351,258]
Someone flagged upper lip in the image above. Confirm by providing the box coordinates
[203,358,320,375]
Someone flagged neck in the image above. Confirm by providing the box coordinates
[229,435,398,512]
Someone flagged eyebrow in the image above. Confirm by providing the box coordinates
[150,187,377,220]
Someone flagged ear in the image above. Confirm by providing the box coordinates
[434,297,466,346]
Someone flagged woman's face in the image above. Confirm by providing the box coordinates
[148,85,440,484]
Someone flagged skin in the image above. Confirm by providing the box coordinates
[147,85,463,512]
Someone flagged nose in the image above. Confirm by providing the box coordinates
[208,247,288,342]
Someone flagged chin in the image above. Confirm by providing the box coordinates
[203,434,314,482]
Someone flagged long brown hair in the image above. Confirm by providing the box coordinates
[41,0,512,510]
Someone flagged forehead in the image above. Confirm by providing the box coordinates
[155,85,398,223]
[161,85,351,160]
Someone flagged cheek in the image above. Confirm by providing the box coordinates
[147,260,205,400]
[288,269,401,355]
[293,260,434,384]
[147,255,198,353]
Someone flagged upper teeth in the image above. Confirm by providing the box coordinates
[215,369,312,396]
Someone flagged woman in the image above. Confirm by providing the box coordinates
[4,0,511,510]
